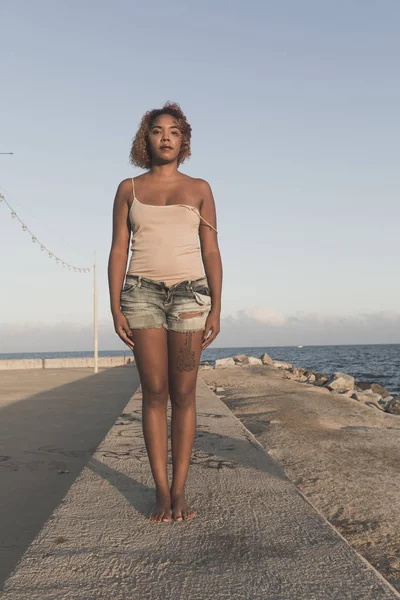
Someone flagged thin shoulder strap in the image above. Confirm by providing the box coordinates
[198,213,218,233]
[180,204,218,233]
[131,177,136,199]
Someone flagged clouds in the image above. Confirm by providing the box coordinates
[237,306,287,326]
[218,308,400,347]
[1,309,399,353]
[0,320,123,354]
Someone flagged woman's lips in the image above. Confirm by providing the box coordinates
[160,146,172,150]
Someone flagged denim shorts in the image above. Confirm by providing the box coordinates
[120,274,212,333]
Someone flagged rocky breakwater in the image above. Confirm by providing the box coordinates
[199,353,400,416]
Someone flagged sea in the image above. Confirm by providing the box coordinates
[1,343,399,397]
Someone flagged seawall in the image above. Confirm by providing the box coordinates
[0,356,135,370]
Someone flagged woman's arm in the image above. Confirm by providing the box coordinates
[197,179,222,349]
[107,179,135,350]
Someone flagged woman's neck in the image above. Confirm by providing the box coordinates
[149,163,180,179]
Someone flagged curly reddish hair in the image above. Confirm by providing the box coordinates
[129,101,192,170]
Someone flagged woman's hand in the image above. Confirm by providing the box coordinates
[201,308,220,350]
[113,310,135,351]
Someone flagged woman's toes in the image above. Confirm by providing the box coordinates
[182,509,196,521]
[150,511,159,522]
[172,509,183,522]
[150,495,172,523]
[150,510,164,523]
[162,510,172,523]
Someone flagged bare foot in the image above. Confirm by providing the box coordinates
[171,490,196,522]
[150,490,172,523]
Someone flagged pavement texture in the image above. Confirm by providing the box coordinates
[0,366,139,588]
[201,363,400,593]
[1,367,400,599]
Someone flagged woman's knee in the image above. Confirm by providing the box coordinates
[170,387,196,409]
[142,379,169,407]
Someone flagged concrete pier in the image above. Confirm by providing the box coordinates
[1,367,399,599]
[0,356,135,370]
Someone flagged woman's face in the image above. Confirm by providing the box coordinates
[148,114,182,165]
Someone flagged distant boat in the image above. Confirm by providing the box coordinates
[297,345,303,348]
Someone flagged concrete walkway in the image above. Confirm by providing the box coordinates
[1,368,399,599]
[0,366,139,588]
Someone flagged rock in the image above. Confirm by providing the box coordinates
[259,352,273,366]
[292,374,308,382]
[297,367,308,375]
[378,396,393,410]
[351,391,382,403]
[215,386,225,393]
[326,372,355,392]
[233,355,263,366]
[370,383,391,398]
[215,357,235,368]
[199,360,209,366]
[289,367,308,376]
[350,391,385,410]
[289,368,311,383]
[385,397,400,415]
[306,373,316,383]
[314,373,328,386]
[355,382,391,398]
[233,354,248,363]
[273,360,293,370]
[200,365,213,370]
[281,372,292,379]
[356,381,371,391]
[248,356,263,366]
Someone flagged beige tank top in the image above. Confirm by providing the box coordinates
[126,178,218,286]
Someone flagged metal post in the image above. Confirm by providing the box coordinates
[94,250,98,373]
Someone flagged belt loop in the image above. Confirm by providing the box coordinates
[186,279,192,291]
[138,276,142,288]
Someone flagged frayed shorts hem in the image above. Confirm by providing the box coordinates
[125,322,207,334]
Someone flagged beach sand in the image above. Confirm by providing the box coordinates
[200,363,400,592]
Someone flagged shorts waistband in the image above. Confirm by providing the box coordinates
[125,274,207,291]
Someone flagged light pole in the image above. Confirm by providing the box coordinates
[93,250,98,373]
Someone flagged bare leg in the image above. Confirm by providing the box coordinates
[168,324,204,522]
[131,327,172,523]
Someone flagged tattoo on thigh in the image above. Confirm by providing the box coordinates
[177,332,196,372]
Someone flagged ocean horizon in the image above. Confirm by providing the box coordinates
[1,343,399,397]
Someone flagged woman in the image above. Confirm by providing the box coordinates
[108,102,222,524]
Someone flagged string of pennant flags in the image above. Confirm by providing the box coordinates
[0,192,91,273]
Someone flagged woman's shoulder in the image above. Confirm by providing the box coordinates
[118,174,146,188]
[116,175,147,200]
[181,174,212,191]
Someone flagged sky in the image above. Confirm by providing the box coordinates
[1,0,400,352]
